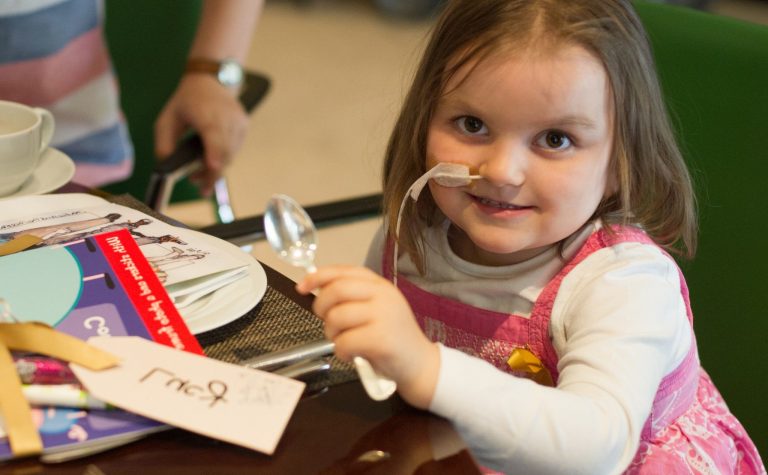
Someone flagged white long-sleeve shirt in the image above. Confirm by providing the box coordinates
[366,222,692,474]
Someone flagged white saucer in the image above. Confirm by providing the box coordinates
[0,148,75,200]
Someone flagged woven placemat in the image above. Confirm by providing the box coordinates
[109,194,357,391]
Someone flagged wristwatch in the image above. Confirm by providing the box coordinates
[184,57,244,88]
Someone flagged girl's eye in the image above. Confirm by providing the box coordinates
[454,116,488,135]
[537,131,572,150]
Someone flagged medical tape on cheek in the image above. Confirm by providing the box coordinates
[432,163,481,188]
[392,163,481,285]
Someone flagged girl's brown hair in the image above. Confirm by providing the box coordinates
[382,0,697,272]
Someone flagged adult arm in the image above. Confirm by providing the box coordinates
[154,0,264,195]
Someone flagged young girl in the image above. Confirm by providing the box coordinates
[297,0,765,473]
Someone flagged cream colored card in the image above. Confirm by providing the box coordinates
[71,336,306,455]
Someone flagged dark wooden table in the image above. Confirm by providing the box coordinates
[4,190,481,474]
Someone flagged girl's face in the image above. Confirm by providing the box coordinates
[426,44,615,266]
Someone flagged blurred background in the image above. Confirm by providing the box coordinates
[164,0,768,282]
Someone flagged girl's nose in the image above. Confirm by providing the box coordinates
[478,143,526,187]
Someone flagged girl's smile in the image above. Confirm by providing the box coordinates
[427,44,615,266]
[468,192,533,216]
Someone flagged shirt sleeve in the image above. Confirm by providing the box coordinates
[428,243,692,474]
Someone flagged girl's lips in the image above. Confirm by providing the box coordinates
[469,194,533,215]
[473,196,524,209]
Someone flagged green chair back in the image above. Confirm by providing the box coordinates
[636,1,768,454]
[102,0,203,203]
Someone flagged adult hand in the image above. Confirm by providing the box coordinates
[296,265,440,409]
[154,74,249,196]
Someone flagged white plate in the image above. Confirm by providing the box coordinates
[0,147,75,200]
[177,229,268,334]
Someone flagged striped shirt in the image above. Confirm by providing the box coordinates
[0,0,133,187]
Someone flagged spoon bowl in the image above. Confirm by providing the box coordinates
[264,194,318,272]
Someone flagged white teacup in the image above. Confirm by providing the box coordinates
[0,100,55,197]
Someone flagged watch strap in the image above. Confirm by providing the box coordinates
[184,57,243,87]
[185,58,224,75]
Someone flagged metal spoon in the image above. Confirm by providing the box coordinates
[264,194,397,401]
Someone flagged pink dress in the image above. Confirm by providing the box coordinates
[384,226,764,474]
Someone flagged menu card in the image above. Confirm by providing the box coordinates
[0,194,248,308]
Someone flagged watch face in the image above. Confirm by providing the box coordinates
[218,60,243,87]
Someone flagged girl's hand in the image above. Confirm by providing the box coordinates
[296,266,440,409]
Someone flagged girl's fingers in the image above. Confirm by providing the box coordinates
[331,324,402,369]
[322,300,377,341]
[311,276,385,319]
[328,324,375,363]
[290,265,408,367]
[296,265,377,294]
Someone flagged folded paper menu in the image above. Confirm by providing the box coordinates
[0,193,248,309]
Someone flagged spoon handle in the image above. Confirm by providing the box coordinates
[353,357,397,401]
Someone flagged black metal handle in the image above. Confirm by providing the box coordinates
[199,193,383,246]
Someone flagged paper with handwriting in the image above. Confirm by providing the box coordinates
[71,336,306,455]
